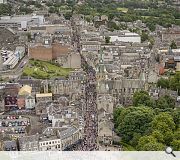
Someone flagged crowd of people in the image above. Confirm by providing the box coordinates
[81,65,98,151]
[66,18,98,151]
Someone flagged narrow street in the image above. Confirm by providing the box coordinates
[68,17,98,151]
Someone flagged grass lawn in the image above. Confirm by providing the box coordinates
[117,7,128,13]
[23,60,73,79]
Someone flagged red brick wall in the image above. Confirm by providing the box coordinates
[52,44,70,59]
[29,46,53,61]
[29,44,70,61]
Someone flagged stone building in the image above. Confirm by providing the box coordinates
[42,80,82,96]
[98,120,113,145]
[25,95,36,109]
[97,94,114,114]
[18,79,42,94]
[28,43,71,61]
[97,78,145,106]
[2,140,17,151]
[18,134,39,151]
[111,79,145,106]
[4,83,20,111]
[36,93,52,103]
[39,126,81,151]
[161,28,180,47]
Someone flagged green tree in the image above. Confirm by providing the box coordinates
[27,33,32,42]
[107,21,120,31]
[151,112,175,133]
[170,40,177,49]
[35,2,42,8]
[152,130,164,143]
[117,107,154,142]
[113,107,123,123]
[137,135,165,151]
[130,133,142,146]
[49,6,57,13]
[171,110,180,129]
[85,16,91,23]
[0,4,12,15]
[157,73,180,95]
[163,130,174,146]
[105,37,111,43]
[171,129,180,150]
[171,140,180,151]
[156,95,175,109]
[19,7,33,14]
[133,90,155,107]
[141,31,149,42]
[64,12,73,20]
[169,72,180,95]
[157,78,169,89]
[141,142,164,151]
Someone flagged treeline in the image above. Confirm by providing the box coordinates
[76,0,180,31]
[114,90,180,151]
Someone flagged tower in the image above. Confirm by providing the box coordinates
[96,49,108,81]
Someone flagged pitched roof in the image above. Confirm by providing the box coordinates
[19,85,32,95]
[58,126,78,140]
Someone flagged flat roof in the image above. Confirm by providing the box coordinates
[3,55,18,65]
[36,93,52,98]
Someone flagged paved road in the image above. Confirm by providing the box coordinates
[66,17,98,151]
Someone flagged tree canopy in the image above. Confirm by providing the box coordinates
[115,106,155,142]
[170,41,177,49]
[0,4,12,15]
[133,90,155,107]
[114,95,180,151]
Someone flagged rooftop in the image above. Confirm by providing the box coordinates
[58,126,78,140]
[36,93,52,98]
[18,85,32,96]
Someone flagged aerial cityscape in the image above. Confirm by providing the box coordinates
[0,0,179,152]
